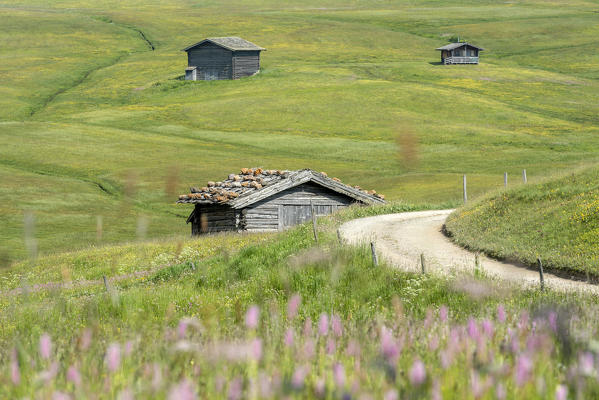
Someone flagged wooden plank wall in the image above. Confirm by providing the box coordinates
[242,182,355,232]
[232,51,260,79]
[191,204,238,234]
[187,43,232,80]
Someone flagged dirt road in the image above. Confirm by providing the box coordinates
[339,210,599,295]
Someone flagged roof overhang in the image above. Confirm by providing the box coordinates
[182,38,266,52]
[229,170,385,209]
[436,42,485,51]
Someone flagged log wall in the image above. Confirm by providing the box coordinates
[232,51,261,79]
[187,43,233,80]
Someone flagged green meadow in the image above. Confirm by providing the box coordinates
[2,0,599,263]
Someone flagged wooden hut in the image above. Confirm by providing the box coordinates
[436,42,484,64]
[177,168,385,234]
[183,37,265,80]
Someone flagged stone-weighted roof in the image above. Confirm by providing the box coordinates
[177,168,385,209]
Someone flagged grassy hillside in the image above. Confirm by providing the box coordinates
[2,0,599,263]
[3,203,599,398]
[445,166,599,278]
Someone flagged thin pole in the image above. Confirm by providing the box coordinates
[103,275,110,292]
[537,258,545,291]
[504,172,508,188]
[522,169,527,184]
[463,175,467,204]
[420,253,426,274]
[310,200,318,243]
[370,242,378,266]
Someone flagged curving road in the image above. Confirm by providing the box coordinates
[339,210,599,295]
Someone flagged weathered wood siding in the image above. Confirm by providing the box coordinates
[242,182,355,232]
[232,51,261,79]
[187,43,232,80]
[190,204,239,234]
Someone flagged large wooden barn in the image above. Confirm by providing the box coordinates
[183,37,265,81]
[177,168,385,234]
[436,42,484,64]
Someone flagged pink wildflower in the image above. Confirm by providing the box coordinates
[409,359,426,386]
[315,378,326,397]
[383,389,398,400]
[303,317,313,337]
[302,338,315,359]
[497,304,506,323]
[331,314,343,337]
[496,383,506,400]
[292,366,309,389]
[467,319,480,340]
[555,384,568,400]
[251,338,263,361]
[106,343,121,372]
[333,363,346,388]
[178,319,189,339]
[288,294,301,319]
[168,379,196,400]
[284,328,294,347]
[245,305,260,329]
[326,338,336,355]
[10,348,20,385]
[346,339,361,358]
[431,379,442,400]
[228,377,243,400]
[548,312,558,332]
[67,365,81,387]
[40,333,52,359]
[482,319,494,337]
[579,352,594,376]
[514,354,533,386]
[439,305,449,322]
[380,326,399,364]
[318,313,329,336]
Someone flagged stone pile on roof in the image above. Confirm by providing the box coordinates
[177,168,385,207]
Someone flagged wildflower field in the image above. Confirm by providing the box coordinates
[446,166,599,279]
[3,0,599,264]
[2,205,599,399]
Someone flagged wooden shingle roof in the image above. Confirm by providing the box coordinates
[177,168,385,209]
[183,37,265,52]
[436,42,484,51]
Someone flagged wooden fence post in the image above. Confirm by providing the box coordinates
[310,200,318,243]
[537,258,545,291]
[370,242,378,266]
[420,253,426,274]
[103,275,110,292]
[463,175,467,204]
[504,172,508,188]
[522,169,527,184]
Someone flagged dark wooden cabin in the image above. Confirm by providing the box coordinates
[183,37,265,80]
[436,42,484,64]
[177,168,385,234]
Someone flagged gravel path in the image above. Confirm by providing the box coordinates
[339,210,599,295]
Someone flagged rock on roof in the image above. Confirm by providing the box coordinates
[177,168,385,208]
[436,42,484,51]
[183,37,265,52]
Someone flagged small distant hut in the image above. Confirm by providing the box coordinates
[177,168,385,234]
[436,42,484,64]
[183,37,265,81]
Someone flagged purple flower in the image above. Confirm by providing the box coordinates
[384,389,398,400]
[288,294,301,319]
[439,305,448,322]
[178,319,189,339]
[555,384,568,400]
[251,338,263,361]
[284,328,294,347]
[326,338,336,355]
[578,352,594,376]
[482,319,494,337]
[409,359,426,386]
[228,377,243,400]
[106,343,121,372]
[67,365,81,387]
[303,317,313,337]
[514,354,533,386]
[467,319,480,341]
[346,339,361,358]
[245,305,260,329]
[331,314,343,337]
[40,333,52,359]
[10,348,20,385]
[318,313,329,336]
[168,379,196,400]
[548,312,558,332]
[333,363,345,388]
[380,326,399,364]
[497,304,506,323]
[292,366,309,389]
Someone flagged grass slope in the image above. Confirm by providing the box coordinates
[445,166,599,278]
[2,203,599,398]
[2,0,599,263]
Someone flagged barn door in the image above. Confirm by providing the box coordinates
[280,205,312,228]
